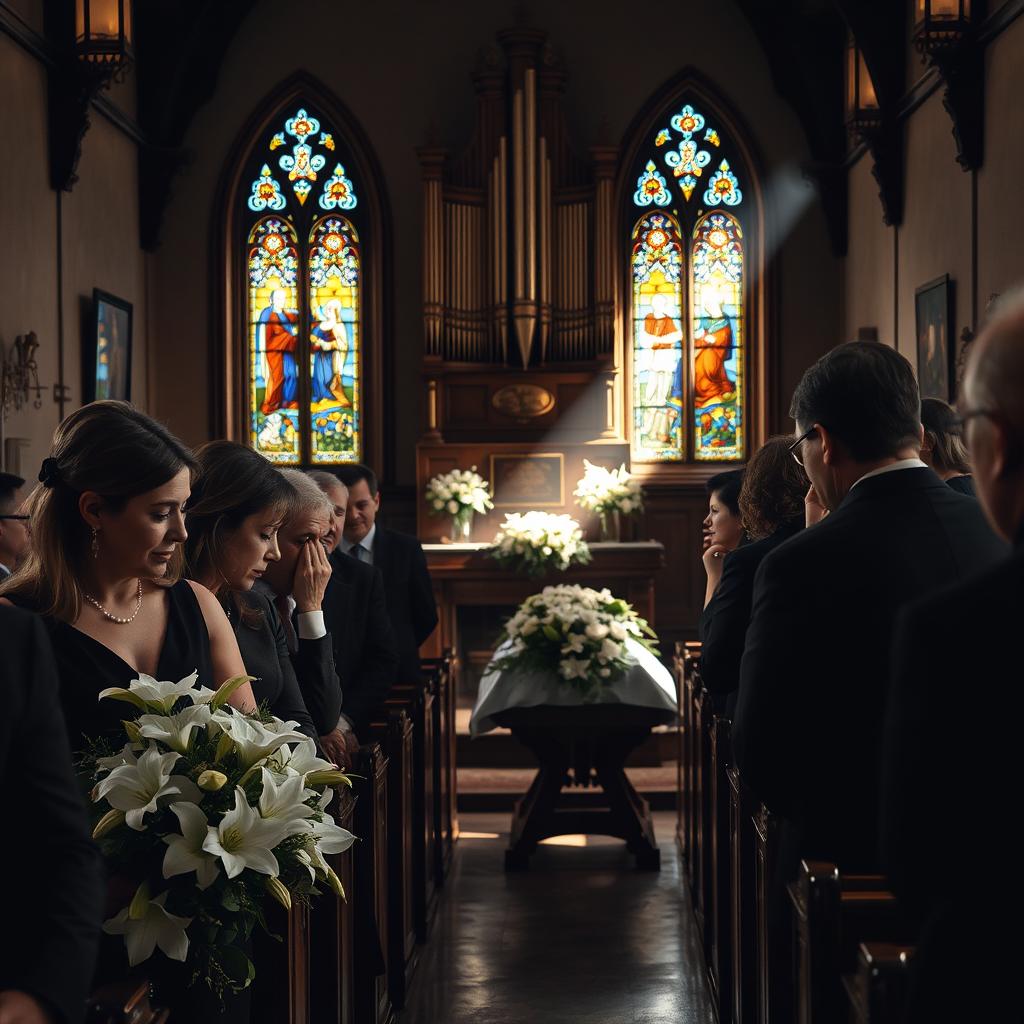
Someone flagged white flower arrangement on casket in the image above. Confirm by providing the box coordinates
[488,511,592,577]
[83,672,354,1002]
[573,459,645,517]
[495,584,659,698]
[424,467,494,526]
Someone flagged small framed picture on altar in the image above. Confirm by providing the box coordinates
[490,453,564,507]
[86,289,133,402]
[914,275,954,402]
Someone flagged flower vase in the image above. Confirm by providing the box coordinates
[451,510,474,542]
[599,509,621,542]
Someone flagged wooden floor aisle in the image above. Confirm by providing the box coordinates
[399,811,715,1024]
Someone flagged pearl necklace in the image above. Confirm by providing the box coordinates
[84,579,144,624]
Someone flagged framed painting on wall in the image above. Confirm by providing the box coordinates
[489,453,564,507]
[914,275,954,402]
[86,289,133,402]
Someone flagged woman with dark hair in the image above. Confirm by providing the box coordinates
[700,438,807,713]
[0,401,256,744]
[920,397,975,495]
[700,469,745,610]
[184,441,322,741]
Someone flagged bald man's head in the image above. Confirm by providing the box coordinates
[962,290,1024,542]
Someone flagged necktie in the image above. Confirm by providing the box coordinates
[274,593,298,652]
[349,543,364,562]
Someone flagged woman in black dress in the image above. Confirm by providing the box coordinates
[0,401,257,746]
[700,437,807,715]
[921,397,975,495]
[183,441,326,742]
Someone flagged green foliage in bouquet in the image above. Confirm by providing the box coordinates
[83,672,355,1004]
[495,584,659,698]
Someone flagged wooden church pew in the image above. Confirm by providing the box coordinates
[729,766,758,1024]
[788,861,912,1024]
[421,652,458,881]
[842,942,914,1024]
[353,742,395,1024]
[368,706,418,1011]
[252,901,311,1024]
[708,712,734,1024]
[310,784,357,1024]
[390,674,440,942]
[753,800,793,1024]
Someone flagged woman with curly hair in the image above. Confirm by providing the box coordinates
[700,436,808,713]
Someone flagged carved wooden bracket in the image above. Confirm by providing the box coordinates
[936,46,985,171]
[850,118,905,227]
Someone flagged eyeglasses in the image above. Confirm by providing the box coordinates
[788,426,819,467]
[0,514,29,522]
[952,408,998,430]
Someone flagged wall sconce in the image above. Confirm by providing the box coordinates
[1,334,45,417]
[844,34,903,224]
[914,0,973,59]
[75,0,134,75]
[913,0,984,170]
[48,0,136,191]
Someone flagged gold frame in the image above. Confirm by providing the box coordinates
[489,452,565,508]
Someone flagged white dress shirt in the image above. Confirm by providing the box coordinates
[850,458,928,490]
[281,593,327,640]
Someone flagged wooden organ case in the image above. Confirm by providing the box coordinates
[416,27,630,543]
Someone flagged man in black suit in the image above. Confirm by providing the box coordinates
[882,301,1024,1021]
[308,471,398,751]
[0,607,103,1024]
[333,464,438,685]
[258,470,343,764]
[733,341,1005,882]
[0,472,30,582]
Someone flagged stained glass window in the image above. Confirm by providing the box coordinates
[631,213,685,461]
[241,106,363,464]
[628,99,747,463]
[692,213,743,461]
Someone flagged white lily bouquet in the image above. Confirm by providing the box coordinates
[425,466,494,540]
[488,511,592,578]
[84,672,354,1002]
[495,584,659,698]
[573,460,644,540]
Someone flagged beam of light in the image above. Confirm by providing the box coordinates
[459,831,502,840]
[539,834,588,847]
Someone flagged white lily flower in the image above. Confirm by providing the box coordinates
[600,638,622,661]
[273,738,336,779]
[213,714,308,769]
[99,671,201,714]
[258,767,318,826]
[585,622,610,641]
[559,657,591,680]
[94,746,201,830]
[137,704,213,754]
[95,743,139,772]
[162,802,220,889]
[202,787,303,878]
[103,891,192,966]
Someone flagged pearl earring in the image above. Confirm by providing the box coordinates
[91,527,100,560]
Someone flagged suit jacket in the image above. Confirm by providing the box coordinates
[699,519,802,717]
[880,542,1023,1021]
[250,581,342,736]
[0,607,104,1024]
[733,467,1006,876]
[231,590,321,740]
[324,551,398,733]
[371,525,438,684]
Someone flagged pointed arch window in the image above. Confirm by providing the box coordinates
[241,106,364,464]
[628,102,748,463]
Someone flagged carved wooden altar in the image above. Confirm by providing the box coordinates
[419,541,665,662]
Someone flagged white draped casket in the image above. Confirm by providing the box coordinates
[469,637,678,737]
